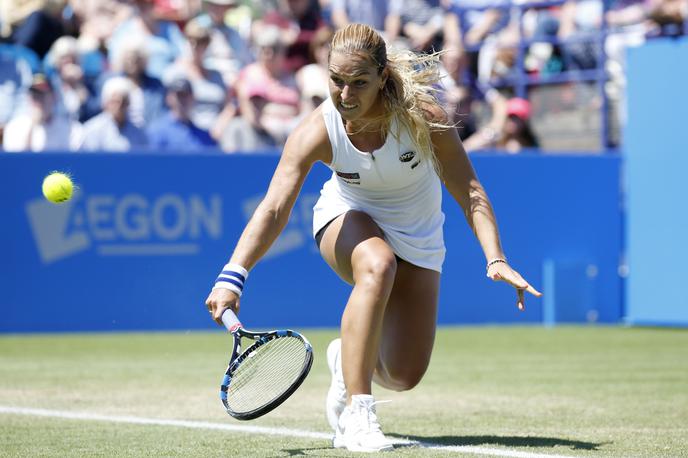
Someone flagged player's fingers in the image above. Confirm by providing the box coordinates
[526,283,543,297]
[517,288,525,311]
[213,305,229,326]
[506,270,528,289]
[487,270,501,281]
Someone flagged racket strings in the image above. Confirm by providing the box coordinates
[226,336,309,413]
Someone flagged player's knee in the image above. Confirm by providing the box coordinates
[355,251,397,289]
[388,367,427,391]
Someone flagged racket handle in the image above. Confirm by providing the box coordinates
[221,308,242,333]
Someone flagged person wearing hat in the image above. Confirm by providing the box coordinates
[235,25,300,146]
[295,25,332,116]
[3,73,83,152]
[257,0,325,73]
[163,16,234,139]
[146,75,217,152]
[463,89,539,154]
[220,82,279,153]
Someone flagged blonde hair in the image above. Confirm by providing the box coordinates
[329,24,449,169]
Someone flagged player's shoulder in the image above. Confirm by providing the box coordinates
[284,104,332,165]
[420,100,451,126]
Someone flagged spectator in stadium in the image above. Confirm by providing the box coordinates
[0,47,33,145]
[107,0,186,80]
[646,0,687,34]
[220,84,279,152]
[45,36,100,123]
[147,76,217,151]
[330,0,393,32]
[205,23,540,453]
[604,0,651,126]
[440,79,477,140]
[558,0,603,71]
[98,37,167,128]
[520,5,565,77]
[3,73,83,152]
[69,0,133,54]
[80,77,148,152]
[2,0,69,58]
[295,25,332,115]
[257,0,325,73]
[385,0,445,52]
[195,0,253,87]
[463,91,538,153]
[443,0,511,86]
[164,17,235,138]
[236,26,300,146]
[151,0,200,23]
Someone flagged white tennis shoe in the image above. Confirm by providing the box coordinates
[326,338,347,431]
[333,394,394,453]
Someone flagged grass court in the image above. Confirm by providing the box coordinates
[1,326,686,457]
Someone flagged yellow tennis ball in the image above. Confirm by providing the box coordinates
[42,172,74,203]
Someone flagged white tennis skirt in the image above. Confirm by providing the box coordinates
[312,182,446,273]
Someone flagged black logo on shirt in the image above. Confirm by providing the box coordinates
[336,171,361,185]
[399,151,416,162]
[336,171,360,179]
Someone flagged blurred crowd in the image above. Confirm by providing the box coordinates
[0,0,685,154]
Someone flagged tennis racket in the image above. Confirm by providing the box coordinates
[219,309,313,420]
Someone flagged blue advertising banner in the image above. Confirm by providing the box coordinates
[1,152,622,332]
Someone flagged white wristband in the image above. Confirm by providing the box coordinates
[213,263,249,297]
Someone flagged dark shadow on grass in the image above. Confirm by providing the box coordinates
[270,446,341,457]
[389,434,608,451]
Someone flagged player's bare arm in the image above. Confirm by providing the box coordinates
[206,107,332,323]
[428,107,542,309]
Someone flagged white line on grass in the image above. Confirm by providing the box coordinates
[0,405,580,458]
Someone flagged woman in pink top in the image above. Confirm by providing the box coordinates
[236,26,300,145]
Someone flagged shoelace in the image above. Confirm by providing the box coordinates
[353,399,391,435]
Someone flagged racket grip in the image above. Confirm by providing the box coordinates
[221,308,242,333]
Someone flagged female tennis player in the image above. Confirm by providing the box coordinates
[206,23,541,453]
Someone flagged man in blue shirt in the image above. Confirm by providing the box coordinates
[147,76,218,152]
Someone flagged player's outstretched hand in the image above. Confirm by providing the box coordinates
[205,289,240,326]
[487,262,542,311]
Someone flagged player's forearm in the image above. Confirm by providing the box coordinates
[228,204,292,270]
[462,182,506,261]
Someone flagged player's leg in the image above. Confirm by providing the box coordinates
[373,259,440,391]
[318,210,398,398]
[318,210,396,452]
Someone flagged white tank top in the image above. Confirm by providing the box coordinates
[312,98,446,272]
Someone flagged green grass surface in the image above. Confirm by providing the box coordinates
[1,326,687,457]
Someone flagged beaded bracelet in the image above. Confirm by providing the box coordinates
[486,258,507,271]
[212,263,249,297]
